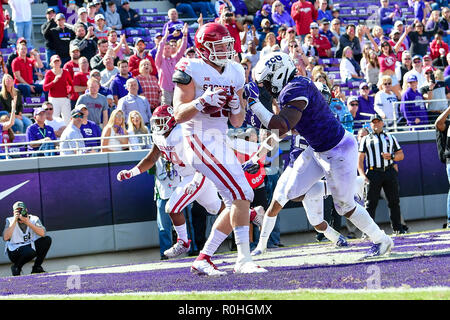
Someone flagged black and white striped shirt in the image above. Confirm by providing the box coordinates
[359,131,402,169]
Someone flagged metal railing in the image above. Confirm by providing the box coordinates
[0,133,153,159]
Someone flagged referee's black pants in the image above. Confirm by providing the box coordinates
[366,168,403,231]
[7,236,52,270]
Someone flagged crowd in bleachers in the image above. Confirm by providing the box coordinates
[0,0,449,158]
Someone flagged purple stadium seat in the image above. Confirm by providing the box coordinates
[25,97,45,105]
[143,8,157,14]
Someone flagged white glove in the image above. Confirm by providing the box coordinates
[117,167,141,182]
[228,93,241,114]
[183,172,204,195]
[194,87,227,111]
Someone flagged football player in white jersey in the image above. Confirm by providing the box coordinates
[172,22,266,274]
[117,105,265,275]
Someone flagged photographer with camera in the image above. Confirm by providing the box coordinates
[2,201,52,276]
[420,67,449,123]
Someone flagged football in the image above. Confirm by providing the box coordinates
[200,89,228,114]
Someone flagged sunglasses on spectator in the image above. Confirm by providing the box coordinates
[383,82,392,85]
[290,44,298,48]
[361,87,369,90]
[73,114,83,119]
[45,108,53,111]
[403,57,411,60]
[350,103,359,106]
[311,27,319,29]
[413,59,421,63]
[415,25,423,28]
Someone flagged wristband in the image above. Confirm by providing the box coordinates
[131,166,141,177]
[193,99,204,111]
[248,99,258,107]
[248,100,274,128]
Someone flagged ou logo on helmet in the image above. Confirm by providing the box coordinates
[264,55,283,68]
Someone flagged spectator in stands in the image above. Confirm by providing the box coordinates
[393,20,411,49]
[107,30,130,60]
[302,34,319,61]
[404,55,426,89]
[408,20,439,58]
[168,0,198,19]
[9,0,33,46]
[257,18,276,50]
[0,0,7,48]
[93,14,110,40]
[379,0,401,34]
[240,21,258,53]
[76,78,109,128]
[90,38,110,72]
[218,9,243,59]
[330,94,354,133]
[163,8,195,48]
[356,82,376,126]
[400,74,428,129]
[100,108,128,152]
[135,59,160,111]
[420,67,449,122]
[445,53,450,77]
[76,103,102,151]
[59,108,86,155]
[260,32,277,58]
[0,111,16,157]
[364,50,381,93]
[6,38,29,78]
[43,101,66,138]
[254,4,274,33]
[41,8,58,65]
[374,75,398,127]
[76,7,93,31]
[426,9,441,31]
[271,0,294,28]
[155,25,188,106]
[289,40,308,76]
[87,2,97,24]
[110,60,138,105]
[44,13,76,65]
[118,0,140,30]
[396,50,413,88]
[0,74,31,134]
[317,0,332,22]
[319,18,337,48]
[433,48,449,71]
[438,7,450,43]
[128,38,158,78]
[89,69,114,111]
[100,54,118,87]
[413,0,431,25]
[43,55,73,125]
[3,201,52,276]
[57,0,79,25]
[330,18,343,41]
[63,45,81,84]
[127,110,150,150]
[94,0,106,16]
[12,43,44,99]
[423,54,434,70]
[335,24,361,62]
[367,27,409,100]
[389,29,408,62]
[291,0,317,38]
[340,46,363,84]
[26,107,57,157]
[117,78,151,128]
[310,22,332,58]
[371,25,389,46]
[71,56,90,108]
[105,1,122,29]
[430,31,449,61]
[280,27,296,53]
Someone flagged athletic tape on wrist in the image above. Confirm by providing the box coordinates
[249,101,274,128]
[131,166,141,177]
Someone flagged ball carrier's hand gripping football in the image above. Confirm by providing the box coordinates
[183,171,205,195]
[193,87,227,114]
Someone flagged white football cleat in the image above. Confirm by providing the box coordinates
[251,246,266,256]
[191,258,227,276]
[233,261,267,274]
[251,206,265,229]
[163,239,191,259]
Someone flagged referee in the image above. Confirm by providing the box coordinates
[358,114,406,234]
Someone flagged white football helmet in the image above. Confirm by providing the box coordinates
[253,52,296,97]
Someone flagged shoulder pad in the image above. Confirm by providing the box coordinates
[172,69,192,85]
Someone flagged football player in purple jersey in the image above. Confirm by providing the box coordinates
[244,52,393,258]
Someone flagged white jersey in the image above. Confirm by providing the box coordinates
[152,125,195,177]
[175,58,246,136]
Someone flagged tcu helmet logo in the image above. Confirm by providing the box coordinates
[265,55,283,69]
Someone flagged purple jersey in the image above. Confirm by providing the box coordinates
[279,76,345,152]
